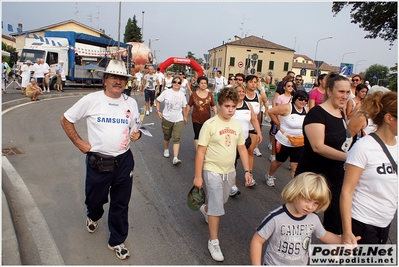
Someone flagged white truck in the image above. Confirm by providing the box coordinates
[17,31,132,89]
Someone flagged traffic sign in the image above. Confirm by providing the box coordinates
[203,54,211,63]
[251,59,257,68]
[204,63,210,70]
[238,61,244,68]
[372,74,378,79]
[250,68,256,75]
[213,67,218,72]
[339,63,354,76]
[251,53,258,60]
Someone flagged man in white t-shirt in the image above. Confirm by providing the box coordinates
[135,71,143,88]
[60,59,142,260]
[41,59,51,92]
[141,66,159,115]
[33,58,45,89]
[212,70,227,93]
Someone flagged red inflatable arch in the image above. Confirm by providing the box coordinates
[158,57,204,76]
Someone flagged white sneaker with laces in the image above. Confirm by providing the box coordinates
[108,243,130,260]
[200,204,208,223]
[266,175,276,187]
[249,175,257,187]
[146,110,149,116]
[208,239,224,262]
[269,154,276,162]
[86,217,98,233]
[149,107,153,113]
[172,157,181,165]
[253,147,262,157]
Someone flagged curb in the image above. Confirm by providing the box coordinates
[2,191,22,265]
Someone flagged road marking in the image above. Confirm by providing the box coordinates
[2,157,64,265]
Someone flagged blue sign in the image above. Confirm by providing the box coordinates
[339,63,354,76]
[212,67,218,72]
[372,74,378,79]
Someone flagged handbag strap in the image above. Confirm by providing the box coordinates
[369,133,397,174]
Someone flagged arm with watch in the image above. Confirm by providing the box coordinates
[237,144,253,187]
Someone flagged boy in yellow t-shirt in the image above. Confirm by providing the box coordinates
[192,87,253,262]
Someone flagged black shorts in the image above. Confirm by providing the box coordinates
[192,122,203,140]
[351,218,391,244]
[234,137,252,167]
[275,142,304,163]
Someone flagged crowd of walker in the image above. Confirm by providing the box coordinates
[7,57,395,263]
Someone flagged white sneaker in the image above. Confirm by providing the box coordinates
[108,243,130,260]
[146,110,149,116]
[208,239,224,262]
[269,155,276,162]
[229,185,241,197]
[266,175,276,187]
[149,107,153,113]
[200,204,208,223]
[253,147,262,157]
[172,157,181,165]
[249,175,257,187]
[267,142,272,151]
[163,149,170,158]
[86,217,98,233]
[153,102,156,107]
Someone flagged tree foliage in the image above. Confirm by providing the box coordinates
[2,42,16,65]
[387,64,397,91]
[165,51,204,75]
[123,15,143,43]
[332,2,397,47]
[364,64,390,87]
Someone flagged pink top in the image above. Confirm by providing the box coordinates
[309,88,324,106]
[276,94,292,105]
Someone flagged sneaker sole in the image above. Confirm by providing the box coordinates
[229,190,241,197]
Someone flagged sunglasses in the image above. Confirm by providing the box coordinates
[172,81,182,85]
[352,79,360,82]
[297,98,308,102]
[235,78,243,81]
[229,78,235,81]
[295,78,302,81]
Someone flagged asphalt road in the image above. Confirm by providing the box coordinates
[2,89,397,264]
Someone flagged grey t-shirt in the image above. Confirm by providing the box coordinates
[256,204,326,265]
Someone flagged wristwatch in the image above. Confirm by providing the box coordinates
[244,170,252,174]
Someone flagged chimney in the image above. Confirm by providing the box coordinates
[228,38,231,43]
[234,35,241,41]
[18,23,22,32]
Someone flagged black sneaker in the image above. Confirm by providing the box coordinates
[108,243,130,260]
[86,217,98,233]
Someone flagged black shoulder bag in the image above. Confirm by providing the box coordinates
[369,133,397,174]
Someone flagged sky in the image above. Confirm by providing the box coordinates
[2,1,398,73]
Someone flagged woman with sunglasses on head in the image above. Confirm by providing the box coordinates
[341,91,397,246]
[244,75,264,185]
[265,91,308,186]
[156,77,188,165]
[163,71,173,90]
[226,76,236,88]
[295,72,352,235]
[184,76,217,149]
[309,73,327,109]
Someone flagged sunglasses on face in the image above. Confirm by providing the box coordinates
[295,78,302,81]
[235,78,243,81]
[297,98,308,102]
[352,79,360,82]
[172,80,182,84]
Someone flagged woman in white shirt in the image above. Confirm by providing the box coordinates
[341,91,397,245]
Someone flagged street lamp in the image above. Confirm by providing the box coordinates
[314,36,332,76]
[149,38,159,50]
[355,60,367,73]
[341,51,355,64]
[154,49,161,65]
[141,11,145,40]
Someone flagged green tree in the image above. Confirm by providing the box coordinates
[123,15,142,43]
[332,2,397,47]
[387,64,397,91]
[364,64,390,87]
[2,42,16,66]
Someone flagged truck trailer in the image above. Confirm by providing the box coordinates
[17,31,132,89]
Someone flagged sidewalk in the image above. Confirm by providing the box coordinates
[2,87,96,264]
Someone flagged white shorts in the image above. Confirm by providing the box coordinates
[203,170,235,216]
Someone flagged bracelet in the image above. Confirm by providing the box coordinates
[244,170,252,174]
[156,110,160,113]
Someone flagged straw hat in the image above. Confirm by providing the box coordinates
[94,59,133,79]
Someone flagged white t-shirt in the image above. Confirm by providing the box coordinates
[346,135,398,227]
[64,91,140,157]
[214,76,227,92]
[143,74,157,90]
[156,71,164,85]
[180,79,189,95]
[157,89,187,122]
[42,63,50,75]
[164,77,173,88]
[33,63,44,78]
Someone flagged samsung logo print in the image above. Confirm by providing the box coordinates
[97,117,129,124]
